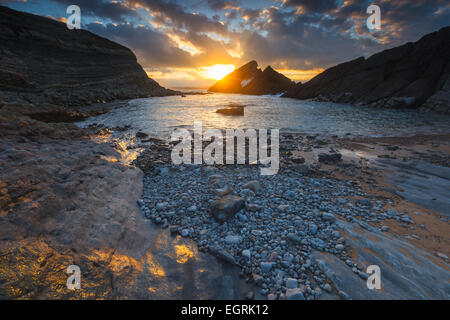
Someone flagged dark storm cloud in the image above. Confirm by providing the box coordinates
[205,0,239,11]
[282,0,339,13]
[49,0,136,22]
[86,22,194,67]
[85,21,237,68]
[5,0,448,74]
[126,0,229,35]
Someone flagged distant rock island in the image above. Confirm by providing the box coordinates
[0,5,175,108]
[208,60,295,95]
[283,26,450,114]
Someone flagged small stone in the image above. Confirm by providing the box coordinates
[323,284,332,293]
[215,185,232,196]
[225,235,241,244]
[187,205,197,212]
[285,278,298,289]
[159,167,169,175]
[169,226,178,234]
[245,291,255,300]
[335,244,344,250]
[156,202,168,210]
[181,229,189,237]
[332,230,340,238]
[267,293,276,300]
[215,249,236,265]
[252,274,264,285]
[240,189,255,198]
[309,223,318,235]
[242,180,261,193]
[436,252,448,260]
[287,233,302,244]
[381,226,389,232]
[261,262,273,273]
[318,152,342,164]
[338,290,352,300]
[242,249,251,260]
[209,195,245,223]
[136,131,148,139]
[293,164,310,175]
[322,212,336,222]
[247,203,261,212]
[291,156,305,164]
[358,199,372,208]
[285,288,305,300]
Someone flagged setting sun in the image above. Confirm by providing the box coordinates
[199,64,235,80]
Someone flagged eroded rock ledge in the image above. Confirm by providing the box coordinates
[283,26,450,114]
[0,5,176,109]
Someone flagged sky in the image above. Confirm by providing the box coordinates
[2,0,449,88]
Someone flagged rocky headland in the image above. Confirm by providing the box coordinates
[283,26,450,114]
[0,5,176,120]
[208,61,295,95]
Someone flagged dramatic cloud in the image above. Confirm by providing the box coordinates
[2,0,449,87]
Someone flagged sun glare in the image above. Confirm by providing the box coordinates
[200,64,235,80]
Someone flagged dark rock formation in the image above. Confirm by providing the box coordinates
[208,61,295,95]
[318,152,342,164]
[209,195,245,223]
[0,6,175,108]
[216,104,244,116]
[283,26,450,114]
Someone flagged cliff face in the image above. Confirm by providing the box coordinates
[208,61,295,95]
[283,26,450,114]
[0,6,174,108]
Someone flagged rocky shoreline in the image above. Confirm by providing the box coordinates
[132,130,450,300]
[0,102,449,299]
[283,26,450,114]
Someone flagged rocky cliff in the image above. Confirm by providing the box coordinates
[208,61,295,95]
[283,26,450,114]
[0,6,174,109]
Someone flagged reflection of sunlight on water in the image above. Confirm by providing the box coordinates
[145,252,166,277]
[89,131,140,165]
[174,244,195,264]
[78,93,450,139]
[339,148,380,162]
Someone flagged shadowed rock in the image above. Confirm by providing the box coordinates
[0,5,176,109]
[208,61,295,95]
[209,195,245,223]
[283,26,450,114]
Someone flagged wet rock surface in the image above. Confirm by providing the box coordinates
[313,219,450,299]
[0,118,257,299]
[130,130,450,300]
[1,110,449,299]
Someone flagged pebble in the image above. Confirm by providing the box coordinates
[322,212,336,222]
[242,180,261,193]
[242,249,251,259]
[436,252,448,260]
[137,155,407,300]
[225,235,241,244]
[285,278,298,289]
[285,288,305,300]
[261,262,273,273]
